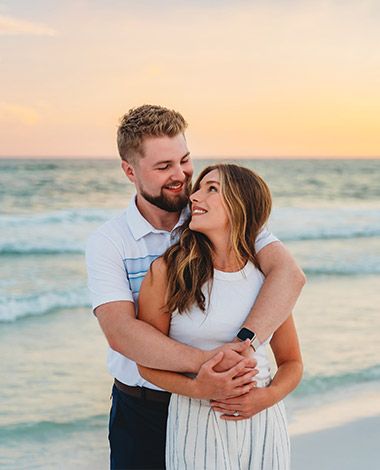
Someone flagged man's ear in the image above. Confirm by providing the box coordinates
[121,160,135,183]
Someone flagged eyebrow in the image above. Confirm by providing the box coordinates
[199,180,220,187]
[153,152,190,166]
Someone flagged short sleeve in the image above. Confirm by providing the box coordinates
[85,230,134,312]
[254,227,279,254]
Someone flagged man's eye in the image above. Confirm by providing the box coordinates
[157,165,169,170]
[181,158,189,164]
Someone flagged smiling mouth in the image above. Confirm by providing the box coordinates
[192,208,207,215]
[164,182,184,193]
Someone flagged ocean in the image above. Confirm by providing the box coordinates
[1,158,379,469]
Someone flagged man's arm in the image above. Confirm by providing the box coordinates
[242,241,306,342]
[87,229,253,374]
[137,354,257,401]
[86,230,211,373]
[96,301,206,373]
[96,302,253,374]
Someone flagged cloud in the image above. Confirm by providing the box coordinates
[0,14,56,36]
[0,103,41,125]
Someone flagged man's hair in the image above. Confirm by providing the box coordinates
[117,104,188,164]
[163,164,272,314]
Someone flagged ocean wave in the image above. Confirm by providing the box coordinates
[293,364,380,398]
[0,288,91,322]
[270,207,380,242]
[2,230,380,256]
[303,266,380,276]
[279,229,380,242]
[1,208,380,243]
[0,414,107,441]
[0,209,115,227]
[0,244,83,255]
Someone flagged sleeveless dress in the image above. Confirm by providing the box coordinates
[166,262,290,470]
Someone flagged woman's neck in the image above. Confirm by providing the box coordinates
[211,244,243,273]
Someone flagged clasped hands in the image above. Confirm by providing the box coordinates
[193,339,274,420]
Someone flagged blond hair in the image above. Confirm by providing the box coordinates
[163,164,272,314]
[117,104,187,164]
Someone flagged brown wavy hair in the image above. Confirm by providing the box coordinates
[163,164,272,314]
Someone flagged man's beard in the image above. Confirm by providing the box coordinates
[141,180,191,212]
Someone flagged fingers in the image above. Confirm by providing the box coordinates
[210,394,249,406]
[228,339,251,353]
[229,382,255,397]
[234,366,258,378]
[211,407,249,421]
[224,358,255,380]
[232,371,257,388]
[212,406,239,414]
[237,358,256,369]
[211,402,242,412]
[203,351,224,370]
[220,414,246,421]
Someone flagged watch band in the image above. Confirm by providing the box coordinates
[250,335,261,352]
[236,327,261,351]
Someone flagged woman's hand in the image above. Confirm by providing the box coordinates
[210,386,277,420]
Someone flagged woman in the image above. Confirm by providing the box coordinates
[138,164,303,470]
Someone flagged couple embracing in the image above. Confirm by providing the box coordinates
[86,105,305,469]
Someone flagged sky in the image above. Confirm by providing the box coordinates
[0,0,379,158]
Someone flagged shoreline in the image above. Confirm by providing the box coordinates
[287,381,380,436]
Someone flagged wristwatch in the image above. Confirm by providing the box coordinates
[236,327,261,351]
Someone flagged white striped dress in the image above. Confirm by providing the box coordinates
[166,262,290,469]
[166,395,289,470]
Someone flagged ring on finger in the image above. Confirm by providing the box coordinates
[233,410,239,417]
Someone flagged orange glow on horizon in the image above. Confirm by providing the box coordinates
[1,2,379,159]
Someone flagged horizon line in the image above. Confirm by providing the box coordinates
[1,155,380,160]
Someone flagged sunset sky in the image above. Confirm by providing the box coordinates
[1,0,379,158]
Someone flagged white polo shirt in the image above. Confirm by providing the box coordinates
[85,195,278,389]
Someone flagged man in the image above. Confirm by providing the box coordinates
[86,104,305,469]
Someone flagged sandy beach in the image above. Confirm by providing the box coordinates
[292,415,380,470]
[288,384,380,470]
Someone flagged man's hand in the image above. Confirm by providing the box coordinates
[192,352,258,401]
[213,339,256,372]
[210,386,276,420]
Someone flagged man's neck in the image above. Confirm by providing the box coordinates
[135,195,181,232]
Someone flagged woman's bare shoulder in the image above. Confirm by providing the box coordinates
[145,256,168,287]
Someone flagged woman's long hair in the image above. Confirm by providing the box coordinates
[163,164,272,315]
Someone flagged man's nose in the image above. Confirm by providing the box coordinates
[170,164,187,181]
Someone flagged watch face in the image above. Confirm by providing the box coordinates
[237,327,255,342]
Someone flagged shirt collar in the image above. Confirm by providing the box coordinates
[126,195,190,241]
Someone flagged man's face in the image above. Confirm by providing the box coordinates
[125,134,193,212]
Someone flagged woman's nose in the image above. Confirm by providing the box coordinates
[190,190,200,203]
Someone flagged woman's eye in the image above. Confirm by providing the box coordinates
[209,185,218,192]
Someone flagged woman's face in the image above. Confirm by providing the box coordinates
[189,169,230,235]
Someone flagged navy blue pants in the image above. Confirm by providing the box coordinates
[109,385,170,470]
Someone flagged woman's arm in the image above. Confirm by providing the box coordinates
[242,242,306,343]
[210,314,303,419]
[137,258,257,400]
